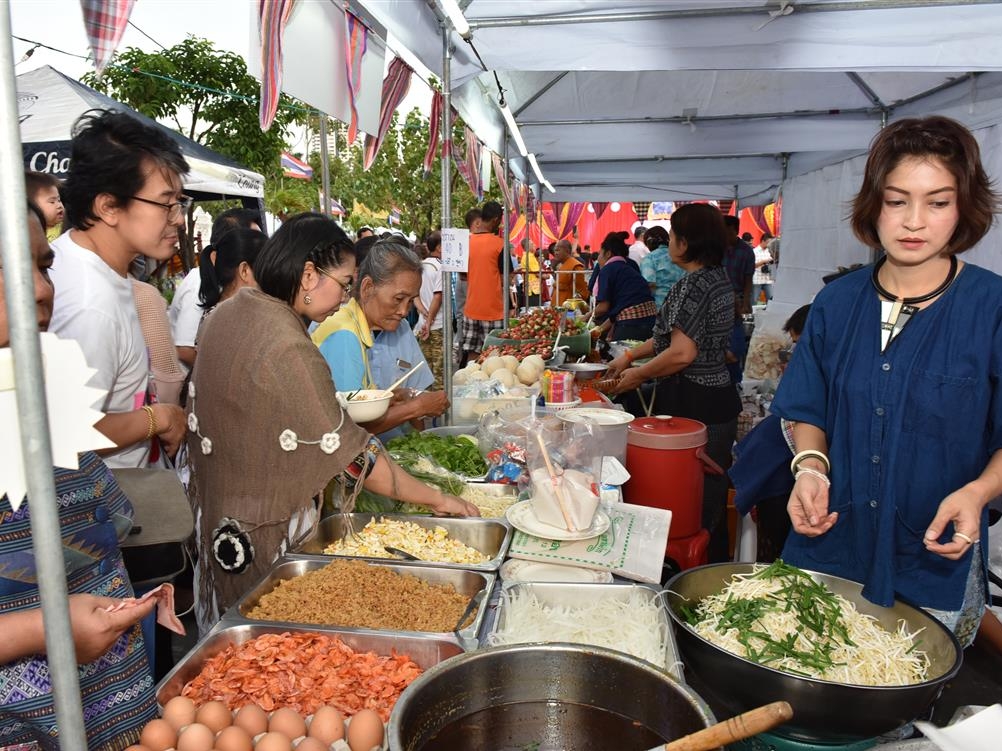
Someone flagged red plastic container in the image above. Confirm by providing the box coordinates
[624,415,717,539]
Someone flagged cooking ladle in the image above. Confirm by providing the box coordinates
[645,701,793,751]
[384,545,420,560]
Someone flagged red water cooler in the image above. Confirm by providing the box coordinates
[623,415,721,569]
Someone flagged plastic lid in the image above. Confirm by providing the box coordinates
[558,407,634,426]
[626,415,708,450]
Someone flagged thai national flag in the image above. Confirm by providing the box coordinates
[281,152,313,180]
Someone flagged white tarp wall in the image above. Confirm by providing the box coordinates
[767,71,1002,326]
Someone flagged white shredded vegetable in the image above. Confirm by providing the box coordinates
[689,566,930,686]
[488,586,670,669]
[461,485,518,518]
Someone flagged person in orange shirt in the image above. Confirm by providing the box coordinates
[459,201,506,366]
[552,239,590,307]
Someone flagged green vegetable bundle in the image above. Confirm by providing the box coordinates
[386,432,487,476]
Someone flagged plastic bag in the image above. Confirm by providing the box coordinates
[526,418,601,531]
[478,405,559,486]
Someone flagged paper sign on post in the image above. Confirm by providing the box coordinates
[441,228,470,272]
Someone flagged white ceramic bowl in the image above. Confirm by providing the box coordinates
[337,389,393,422]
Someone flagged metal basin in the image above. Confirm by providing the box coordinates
[665,563,962,743]
[156,623,464,710]
[557,362,609,381]
[291,513,512,571]
[388,643,717,751]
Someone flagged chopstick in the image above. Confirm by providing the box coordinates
[535,430,576,532]
[385,361,427,393]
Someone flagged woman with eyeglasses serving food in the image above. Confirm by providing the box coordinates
[186,214,477,633]
[310,238,447,442]
[772,116,1002,646]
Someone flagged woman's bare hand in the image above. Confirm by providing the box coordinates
[787,473,837,536]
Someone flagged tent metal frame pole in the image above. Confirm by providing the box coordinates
[545,152,784,165]
[469,0,1002,29]
[441,29,454,424]
[0,6,88,749]
[502,132,511,323]
[513,72,569,118]
[520,107,878,127]
[319,114,332,218]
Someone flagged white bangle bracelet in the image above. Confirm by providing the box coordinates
[794,467,831,488]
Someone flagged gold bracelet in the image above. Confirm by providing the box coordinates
[142,405,157,440]
[790,449,830,476]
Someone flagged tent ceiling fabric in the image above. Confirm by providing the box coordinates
[357,0,1002,202]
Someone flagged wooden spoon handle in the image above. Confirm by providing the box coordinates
[660,701,793,751]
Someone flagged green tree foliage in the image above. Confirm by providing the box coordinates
[316,106,499,240]
[83,37,302,178]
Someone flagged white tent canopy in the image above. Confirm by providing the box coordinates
[352,0,1002,296]
[357,0,1002,203]
[17,65,265,201]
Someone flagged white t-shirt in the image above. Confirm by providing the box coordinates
[753,245,774,285]
[417,256,444,331]
[168,266,202,348]
[49,232,151,468]
[629,240,650,264]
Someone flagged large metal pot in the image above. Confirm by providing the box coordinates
[665,563,962,744]
[388,643,718,751]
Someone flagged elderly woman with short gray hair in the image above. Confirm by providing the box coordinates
[311,238,447,440]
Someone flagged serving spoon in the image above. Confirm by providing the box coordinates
[384,545,420,561]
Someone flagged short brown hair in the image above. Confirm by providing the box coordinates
[850,116,998,253]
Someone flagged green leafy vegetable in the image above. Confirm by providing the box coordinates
[386,432,488,476]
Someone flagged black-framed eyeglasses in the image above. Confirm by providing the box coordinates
[317,266,353,296]
[130,195,193,222]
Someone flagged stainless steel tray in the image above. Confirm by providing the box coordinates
[291,513,511,572]
[156,622,466,709]
[460,481,519,520]
[227,557,496,642]
[489,581,682,680]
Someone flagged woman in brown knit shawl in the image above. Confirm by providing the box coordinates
[186,213,478,633]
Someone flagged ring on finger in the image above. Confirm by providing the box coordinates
[952,532,974,545]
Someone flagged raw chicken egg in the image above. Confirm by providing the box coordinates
[213,724,253,751]
[139,718,177,751]
[295,738,327,751]
[233,703,269,737]
[176,722,216,751]
[269,707,306,739]
[307,706,345,745]
[196,700,232,733]
[255,731,293,751]
[346,709,384,751]
[163,695,197,730]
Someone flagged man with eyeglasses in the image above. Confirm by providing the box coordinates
[48,109,191,468]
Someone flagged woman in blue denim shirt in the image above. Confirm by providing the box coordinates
[772,116,1002,646]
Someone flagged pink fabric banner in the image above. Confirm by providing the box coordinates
[423,90,443,177]
[465,126,484,200]
[492,152,514,212]
[451,126,483,199]
[80,0,136,76]
[343,10,368,145]
[590,202,610,221]
[541,202,587,242]
[257,0,297,131]
[363,56,413,170]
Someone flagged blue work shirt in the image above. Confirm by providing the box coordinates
[319,320,433,443]
[596,258,655,319]
[772,263,1002,610]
